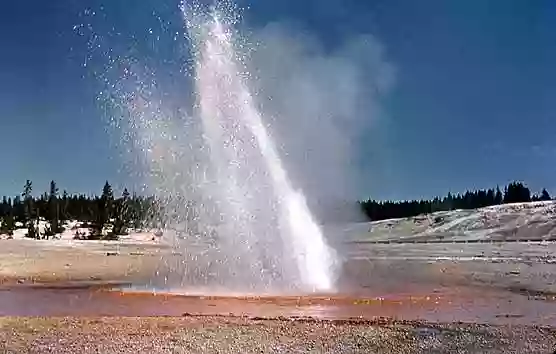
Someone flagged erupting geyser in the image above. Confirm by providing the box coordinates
[179,3,337,293]
[101,1,338,294]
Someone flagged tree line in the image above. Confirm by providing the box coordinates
[0,179,552,239]
[0,180,164,240]
[361,181,551,221]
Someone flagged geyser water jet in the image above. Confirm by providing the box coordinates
[178,3,336,293]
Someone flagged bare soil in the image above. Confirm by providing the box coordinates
[0,316,554,353]
[0,240,162,285]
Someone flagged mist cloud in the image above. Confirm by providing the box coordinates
[241,21,396,220]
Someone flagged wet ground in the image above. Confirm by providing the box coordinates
[0,281,555,327]
[0,239,555,326]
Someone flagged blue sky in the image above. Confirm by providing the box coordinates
[0,0,554,200]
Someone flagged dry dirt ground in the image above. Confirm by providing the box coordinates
[0,240,163,285]
[0,316,555,354]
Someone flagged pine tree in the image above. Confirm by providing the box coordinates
[503,185,510,204]
[12,196,23,223]
[0,196,8,218]
[88,196,102,240]
[505,182,531,203]
[130,193,144,231]
[446,192,454,211]
[122,188,130,228]
[102,181,114,221]
[22,180,38,239]
[111,188,130,238]
[540,188,551,201]
[89,181,115,240]
[486,189,495,206]
[0,210,15,237]
[60,190,69,224]
[43,180,63,238]
[494,186,503,205]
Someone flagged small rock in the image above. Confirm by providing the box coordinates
[414,326,440,338]
[495,314,523,318]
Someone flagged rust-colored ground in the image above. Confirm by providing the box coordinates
[0,281,554,327]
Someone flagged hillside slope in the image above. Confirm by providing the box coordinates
[339,201,556,242]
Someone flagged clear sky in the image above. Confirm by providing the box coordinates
[0,0,554,200]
